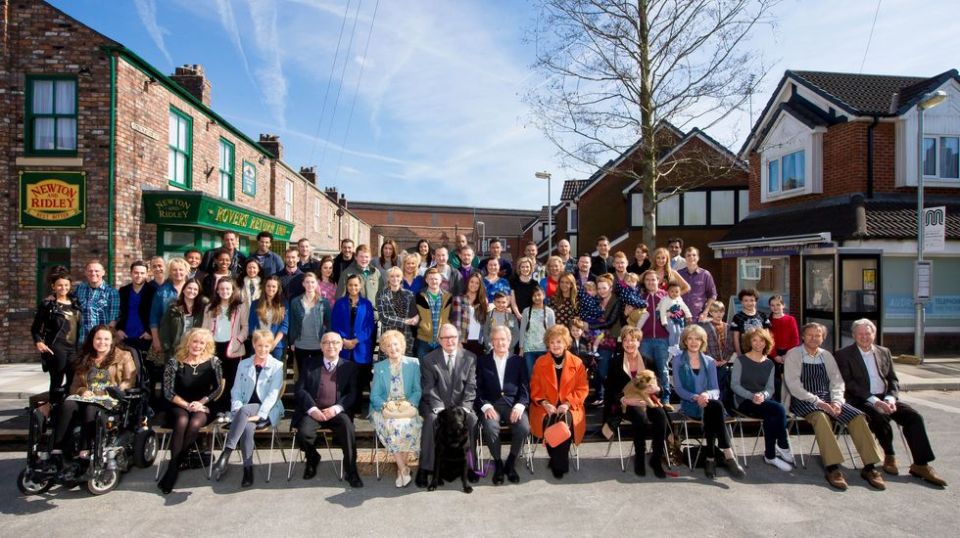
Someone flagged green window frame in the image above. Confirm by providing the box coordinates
[25,75,78,156]
[168,107,193,188]
[36,248,71,306]
[218,138,235,201]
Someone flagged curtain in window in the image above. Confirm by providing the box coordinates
[54,81,75,114]
[767,160,779,193]
[34,119,55,150]
[922,138,937,176]
[32,81,53,113]
[56,118,77,149]
[941,137,959,179]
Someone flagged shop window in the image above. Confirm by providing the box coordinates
[883,257,960,330]
[26,76,77,154]
[736,256,790,313]
[168,107,193,188]
[218,138,235,200]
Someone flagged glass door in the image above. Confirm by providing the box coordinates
[804,255,836,350]
[838,255,881,349]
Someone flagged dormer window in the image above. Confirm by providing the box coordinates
[767,150,806,194]
[922,136,959,180]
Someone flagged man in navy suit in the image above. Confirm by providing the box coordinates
[476,325,531,485]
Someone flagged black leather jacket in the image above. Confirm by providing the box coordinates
[31,298,82,347]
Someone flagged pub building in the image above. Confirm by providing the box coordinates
[711,69,960,354]
[2,1,371,361]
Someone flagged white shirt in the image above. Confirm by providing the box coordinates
[466,304,482,340]
[859,346,895,405]
[480,353,526,414]
[670,256,687,271]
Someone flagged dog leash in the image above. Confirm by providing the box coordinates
[466,448,494,477]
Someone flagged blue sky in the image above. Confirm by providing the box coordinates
[50,0,960,210]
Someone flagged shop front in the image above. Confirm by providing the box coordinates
[142,191,293,259]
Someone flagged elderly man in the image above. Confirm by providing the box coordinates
[476,325,530,485]
[415,323,478,488]
[835,319,946,487]
[293,332,363,488]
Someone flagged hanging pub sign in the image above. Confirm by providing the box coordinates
[242,161,257,196]
[19,171,86,228]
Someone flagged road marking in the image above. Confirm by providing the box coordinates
[900,394,960,414]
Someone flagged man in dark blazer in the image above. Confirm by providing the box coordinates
[835,318,946,487]
[476,325,530,485]
[294,332,363,488]
[415,323,478,487]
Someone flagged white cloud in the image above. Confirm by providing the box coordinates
[133,0,173,66]
[213,0,255,85]
[246,0,288,127]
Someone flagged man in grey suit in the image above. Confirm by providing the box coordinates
[415,323,478,488]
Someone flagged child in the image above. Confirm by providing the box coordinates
[519,286,556,375]
[658,282,692,349]
[578,281,604,351]
[568,317,599,381]
[619,272,648,327]
[731,288,771,355]
[483,292,519,352]
[767,295,799,402]
[699,300,734,408]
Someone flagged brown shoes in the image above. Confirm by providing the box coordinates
[909,464,948,487]
[826,469,848,490]
[861,468,886,490]
[882,455,899,475]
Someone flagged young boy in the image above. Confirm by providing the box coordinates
[578,281,604,352]
[699,299,734,407]
[731,288,771,355]
[483,292,519,352]
[658,282,693,348]
[768,295,799,401]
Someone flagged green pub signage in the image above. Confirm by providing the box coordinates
[242,161,257,196]
[143,191,293,241]
[19,171,86,228]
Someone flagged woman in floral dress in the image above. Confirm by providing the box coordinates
[370,330,423,488]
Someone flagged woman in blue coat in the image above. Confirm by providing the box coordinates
[332,274,377,392]
[211,329,285,488]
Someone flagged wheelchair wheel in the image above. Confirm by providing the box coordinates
[17,469,52,496]
[134,429,158,468]
[86,469,119,495]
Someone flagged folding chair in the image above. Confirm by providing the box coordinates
[286,426,344,481]
[211,415,287,482]
[732,409,802,468]
[605,418,676,472]
[528,437,580,472]
[153,423,217,481]
[475,422,535,475]
[676,414,739,470]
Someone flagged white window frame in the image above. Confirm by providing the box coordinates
[759,113,823,202]
[283,179,294,220]
[922,135,960,181]
[566,204,578,233]
[314,198,322,232]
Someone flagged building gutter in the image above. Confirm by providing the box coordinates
[107,52,117,284]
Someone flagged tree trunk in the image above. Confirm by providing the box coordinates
[638,0,657,248]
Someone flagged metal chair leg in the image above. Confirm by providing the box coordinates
[321,432,343,480]
[266,427,275,482]
[286,433,298,481]
[373,432,381,480]
[616,425,625,472]
[155,431,169,481]
[524,435,535,474]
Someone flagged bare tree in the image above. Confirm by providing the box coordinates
[527,0,776,247]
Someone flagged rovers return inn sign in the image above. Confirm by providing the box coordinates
[19,171,86,229]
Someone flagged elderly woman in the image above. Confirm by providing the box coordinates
[52,325,136,467]
[158,328,223,494]
[211,329,285,488]
[370,330,423,488]
[731,328,793,472]
[603,327,668,478]
[530,325,588,479]
[672,324,745,479]
[377,267,419,357]
[785,322,884,491]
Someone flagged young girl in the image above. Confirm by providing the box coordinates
[202,278,248,412]
[658,282,693,349]
[619,272,647,327]
[519,287,556,375]
[767,295,799,401]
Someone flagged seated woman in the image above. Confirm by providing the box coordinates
[530,325,588,479]
[52,325,137,466]
[369,330,422,488]
[211,329,285,488]
[671,324,745,479]
[158,328,223,494]
[602,327,669,478]
[248,276,290,360]
[730,328,793,472]
[785,322,884,491]
[332,274,376,394]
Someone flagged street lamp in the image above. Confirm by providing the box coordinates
[535,171,552,255]
[475,221,486,255]
[915,90,947,363]
[336,206,345,245]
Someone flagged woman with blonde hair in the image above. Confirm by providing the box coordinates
[650,247,690,294]
[400,252,425,295]
[370,330,422,487]
[158,328,223,493]
[539,255,565,300]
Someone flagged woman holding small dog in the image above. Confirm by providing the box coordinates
[530,325,589,479]
[602,327,669,478]
[370,330,423,488]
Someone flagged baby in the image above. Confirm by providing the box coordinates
[619,272,648,327]
[658,282,692,348]
[622,369,662,408]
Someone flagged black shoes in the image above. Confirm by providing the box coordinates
[241,466,254,488]
[158,456,179,494]
[303,460,318,480]
[212,448,232,481]
[347,473,364,488]
[704,457,717,479]
[492,459,504,485]
[650,455,667,479]
[634,457,646,477]
[504,455,520,484]
[467,469,481,483]
[415,468,429,488]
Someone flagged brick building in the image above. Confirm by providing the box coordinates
[711,69,960,353]
[1,0,369,361]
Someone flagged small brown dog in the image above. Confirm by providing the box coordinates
[622,369,662,408]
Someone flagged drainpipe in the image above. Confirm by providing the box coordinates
[107,53,117,284]
[866,116,879,198]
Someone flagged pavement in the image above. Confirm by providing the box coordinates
[0,390,958,537]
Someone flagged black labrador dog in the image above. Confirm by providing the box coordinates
[428,406,472,493]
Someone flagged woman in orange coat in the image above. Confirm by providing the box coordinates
[530,324,589,479]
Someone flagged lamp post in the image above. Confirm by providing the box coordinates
[915,90,947,363]
[336,206,345,245]
[476,221,486,255]
[535,171,552,255]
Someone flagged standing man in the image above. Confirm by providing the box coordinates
[248,231,284,277]
[416,323,479,487]
[575,254,594,288]
[556,239,575,274]
[74,260,120,344]
[184,248,207,282]
[332,238,355,284]
[454,246,479,295]
[293,332,363,488]
[431,246,461,295]
[835,319,946,487]
[678,246,717,321]
[476,326,530,485]
[449,234,479,270]
[116,260,156,354]
[336,244,381,302]
[667,238,687,271]
[590,236,612,277]
[147,256,166,289]
[481,239,513,279]
[201,230,245,277]
[278,247,306,299]
[297,238,319,274]
[414,268,454,359]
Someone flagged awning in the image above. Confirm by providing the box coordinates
[708,232,832,259]
[142,190,293,241]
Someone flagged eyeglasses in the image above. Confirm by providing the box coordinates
[439,335,458,340]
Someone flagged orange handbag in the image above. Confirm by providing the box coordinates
[543,412,572,448]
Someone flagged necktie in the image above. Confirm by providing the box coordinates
[447,353,454,373]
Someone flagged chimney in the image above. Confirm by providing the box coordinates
[339,193,347,209]
[324,187,338,203]
[300,166,317,184]
[258,134,283,160]
[170,64,212,106]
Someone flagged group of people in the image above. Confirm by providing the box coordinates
[29,231,947,495]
